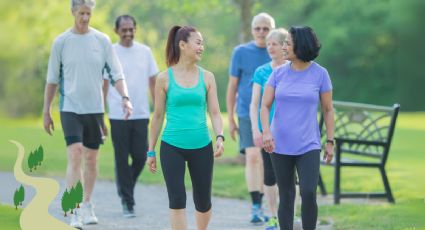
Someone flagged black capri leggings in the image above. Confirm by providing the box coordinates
[160,141,214,212]
[262,149,276,186]
[271,149,320,230]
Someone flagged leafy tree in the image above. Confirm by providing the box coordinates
[61,189,71,217]
[35,145,44,166]
[27,151,34,172]
[74,181,83,209]
[13,189,19,210]
[69,186,77,214]
[18,185,25,206]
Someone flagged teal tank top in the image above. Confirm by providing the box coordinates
[161,67,211,149]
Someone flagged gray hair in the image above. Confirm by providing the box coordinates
[266,28,288,46]
[251,12,275,29]
[71,0,96,12]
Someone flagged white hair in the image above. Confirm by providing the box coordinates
[266,28,288,46]
[251,12,275,29]
[71,0,96,12]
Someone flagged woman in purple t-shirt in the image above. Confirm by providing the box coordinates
[260,26,335,230]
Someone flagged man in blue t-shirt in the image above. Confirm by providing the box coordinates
[226,12,275,224]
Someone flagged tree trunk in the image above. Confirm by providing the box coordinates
[233,0,254,43]
[64,212,67,217]
[77,203,80,208]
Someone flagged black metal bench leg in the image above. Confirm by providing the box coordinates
[318,172,327,196]
[380,166,395,203]
[334,164,341,204]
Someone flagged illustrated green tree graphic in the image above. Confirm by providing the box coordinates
[74,181,83,208]
[27,151,34,172]
[61,189,71,217]
[13,189,19,210]
[36,145,44,166]
[18,185,25,206]
[69,186,77,214]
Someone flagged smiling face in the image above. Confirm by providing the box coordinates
[115,18,135,47]
[283,34,296,61]
[72,4,92,33]
[180,31,204,62]
[267,36,284,60]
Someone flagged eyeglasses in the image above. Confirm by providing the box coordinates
[253,27,270,32]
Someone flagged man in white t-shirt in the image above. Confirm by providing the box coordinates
[103,14,159,218]
[43,1,133,229]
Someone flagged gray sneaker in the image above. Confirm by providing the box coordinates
[123,203,136,218]
[81,202,98,225]
[70,210,83,229]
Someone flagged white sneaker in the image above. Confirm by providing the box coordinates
[81,202,98,225]
[70,210,83,229]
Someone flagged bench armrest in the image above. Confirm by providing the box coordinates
[335,138,387,147]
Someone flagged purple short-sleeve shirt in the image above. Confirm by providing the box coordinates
[266,62,332,155]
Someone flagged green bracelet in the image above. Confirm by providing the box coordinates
[147,150,156,157]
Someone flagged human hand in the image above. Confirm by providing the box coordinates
[262,130,275,153]
[43,112,54,135]
[147,156,157,173]
[253,129,263,148]
[229,119,239,141]
[214,139,224,157]
[122,99,133,120]
[323,143,334,164]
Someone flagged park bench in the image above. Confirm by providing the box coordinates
[317,101,400,204]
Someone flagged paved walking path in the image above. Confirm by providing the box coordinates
[1,170,338,230]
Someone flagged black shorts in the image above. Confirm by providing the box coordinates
[60,112,104,149]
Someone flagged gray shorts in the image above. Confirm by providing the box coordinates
[60,112,104,149]
[238,117,255,154]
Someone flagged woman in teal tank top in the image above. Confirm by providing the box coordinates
[146,25,224,230]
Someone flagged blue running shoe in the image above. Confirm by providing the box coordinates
[250,204,265,225]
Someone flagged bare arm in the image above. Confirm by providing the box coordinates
[250,84,263,147]
[102,79,109,110]
[146,72,168,173]
[320,91,334,163]
[149,76,157,107]
[205,71,224,157]
[102,79,110,137]
[226,76,239,140]
[43,83,58,135]
[113,79,133,120]
[260,85,275,153]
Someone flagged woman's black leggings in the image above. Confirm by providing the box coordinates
[270,149,321,230]
[160,141,214,213]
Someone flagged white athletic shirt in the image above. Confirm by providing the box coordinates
[106,42,159,120]
[46,27,124,114]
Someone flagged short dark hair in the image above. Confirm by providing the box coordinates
[165,25,197,67]
[115,15,137,29]
[289,26,321,62]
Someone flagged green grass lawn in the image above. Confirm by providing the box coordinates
[0,204,21,230]
[0,112,424,229]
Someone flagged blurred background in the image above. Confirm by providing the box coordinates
[0,0,424,118]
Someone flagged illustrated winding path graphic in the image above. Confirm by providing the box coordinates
[11,140,73,230]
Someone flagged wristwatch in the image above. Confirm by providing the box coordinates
[122,96,130,101]
[326,139,335,145]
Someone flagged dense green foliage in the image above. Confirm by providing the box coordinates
[0,0,424,117]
